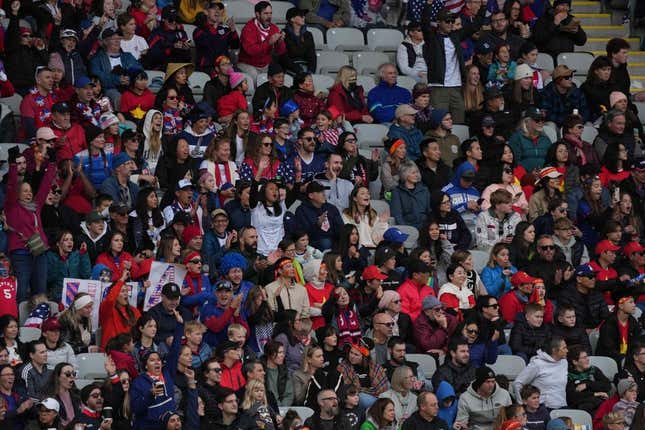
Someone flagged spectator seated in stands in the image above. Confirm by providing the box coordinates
[397,21,428,84]
[566,345,612,415]
[455,366,512,430]
[387,105,424,161]
[509,303,552,362]
[367,63,412,124]
[551,304,592,354]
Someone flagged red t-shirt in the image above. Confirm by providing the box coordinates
[305,282,334,330]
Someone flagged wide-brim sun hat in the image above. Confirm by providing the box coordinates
[164,63,195,83]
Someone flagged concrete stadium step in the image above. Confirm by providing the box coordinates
[591,50,645,60]
[576,13,612,26]
[583,25,629,38]
[572,1,602,14]
[579,37,640,50]
[627,64,645,75]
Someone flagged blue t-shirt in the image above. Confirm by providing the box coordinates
[317,0,338,22]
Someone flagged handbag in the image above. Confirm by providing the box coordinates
[6,213,48,256]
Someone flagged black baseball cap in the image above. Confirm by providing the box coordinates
[161,282,181,299]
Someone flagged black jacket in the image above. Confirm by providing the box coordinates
[509,315,552,360]
[383,359,420,382]
[526,256,571,302]
[533,10,587,59]
[596,313,641,364]
[4,16,49,90]
[251,83,294,118]
[204,77,231,114]
[304,414,354,430]
[416,158,451,193]
[566,366,612,414]
[431,359,476,396]
[551,321,592,354]
[283,25,317,75]
[421,29,464,86]
[402,411,449,430]
[558,283,610,329]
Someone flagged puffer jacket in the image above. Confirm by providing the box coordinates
[456,383,512,430]
[508,131,552,173]
[509,314,552,360]
[513,349,568,409]
[367,81,412,124]
[56,49,88,86]
[390,182,432,230]
[432,359,477,396]
[566,365,612,413]
[294,89,326,128]
[441,162,481,216]
[387,123,424,161]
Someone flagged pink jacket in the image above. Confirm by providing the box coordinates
[5,163,56,253]
[238,19,286,68]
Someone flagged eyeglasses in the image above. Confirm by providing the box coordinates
[376,322,395,327]
[209,367,223,373]
[189,259,202,264]
[345,138,357,144]
[51,189,62,195]
[262,141,272,147]
[302,136,315,141]
[484,303,499,309]
[557,207,567,213]
[466,328,479,334]
[64,371,77,378]
[539,245,556,251]
[503,168,513,174]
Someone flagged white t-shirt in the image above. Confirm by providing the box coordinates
[120,35,149,60]
[443,37,462,87]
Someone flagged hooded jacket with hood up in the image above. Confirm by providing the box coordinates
[139,109,164,174]
[456,382,512,430]
[436,381,457,427]
[76,220,109,263]
[513,349,568,410]
[441,162,480,217]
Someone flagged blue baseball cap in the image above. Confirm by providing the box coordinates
[383,228,409,244]
[112,152,132,169]
[574,263,597,277]
[280,99,299,117]
[74,76,94,89]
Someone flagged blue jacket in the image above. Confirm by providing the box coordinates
[387,123,424,160]
[441,162,480,215]
[130,323,182,430]
[508,131,552,173]
[540,81,590,127]
[436,381,457,427]
[46,250,92,301]
[89,50,141,90]
[390,182,432,230]
[480,264,517,298]
[203,230,228,275]
[199,299,246,346]
[293,200,344,250]
[367,81,412,123]
[181,274,215,310]
[469,340,499,368]
[224,200,252,232]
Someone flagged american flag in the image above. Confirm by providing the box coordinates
[426,0,464,26]
[23,303,51,328]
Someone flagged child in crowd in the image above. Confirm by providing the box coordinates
[521,385,550,430]
[509,303,551,362]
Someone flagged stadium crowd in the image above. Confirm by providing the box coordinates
[0,0,644,428]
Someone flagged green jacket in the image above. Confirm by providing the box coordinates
[300,0,351,26]
[46,250,92,301]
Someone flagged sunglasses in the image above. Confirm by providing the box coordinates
[64,371,77,378]
[189,259,202,264]
[557,207,567,213]
[262,141,272,147]
[466,328,479,335]
[540,245,556,251]
[484,303,499,309]
[167,95,178,100]
[209,367,223,373]
[302,136,315,141]
[51,189,62,195]
[503,168,512,174]
[376,322,395,327]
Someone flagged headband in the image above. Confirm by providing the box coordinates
[389,139,405,156]
[350,343,370,357]
[618,296,633,305]
[74,295,94,310]
[277,259,292,270]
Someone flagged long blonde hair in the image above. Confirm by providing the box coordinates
[463,65,484,111]
[241,379,268,410]
[335,66,358,88]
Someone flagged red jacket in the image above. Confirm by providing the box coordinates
[413,311,458,353]
[95,252,143,281]
[327,83,369,123]
[5,163,56,253]
[52,123,86,160]
[217,91,247,118]
[238,19,286,68]
[219,360,246,391]
[294,90,326,128]
[397,279,435,321]
[109,350,139,378]
[499,289,554,324]
[99,281,141,351]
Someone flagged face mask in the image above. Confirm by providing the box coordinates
[347,82,357,91]
[100,207,110,218]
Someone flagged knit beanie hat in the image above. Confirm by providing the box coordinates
[617,378,637,397]
[99,112,119,130]
[472,366,496,391]
[609,91,628,108]
[48,52,64,72]
[182,224,202,244]
[429,108,448,129]
[378,290,400,310]
[229,72,246,89]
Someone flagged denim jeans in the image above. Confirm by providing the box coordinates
[11,251,47,303]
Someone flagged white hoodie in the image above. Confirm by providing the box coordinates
[513,349,568,409]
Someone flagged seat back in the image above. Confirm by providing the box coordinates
[315,51,350,74]
[393,225,419,249]
[556,52,594,75]
[19,327,41,343]
[224,1,254,25]
[406,353,437,377]
[77,353,108,379]
[146,70,166,93]
[270,1,293,25]
[582,125,599,143]
[326,27,365,51]
[396,75,417,92]
[635,102,645,124]
[309,26,326,49]
[451,124,471,142]
[188,71,210,95]
[353,51,390,75]
[588,355,618,381]
[354,123,389,148]
[357,75,377,94]
[370,199,390,216]
[489,355,526,380]
[367,28,404,51]
[542,122,559,143]
[183,24,196,39]
[311,74,335,95]
[536,53,555,72]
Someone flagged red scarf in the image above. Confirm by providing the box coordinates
[336,306,361,346]
[81,406,100,419]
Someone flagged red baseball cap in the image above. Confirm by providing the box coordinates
[510,271,537,286]
[595,239,621,255]
[623,241,645,256]
[362,265,387,281]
